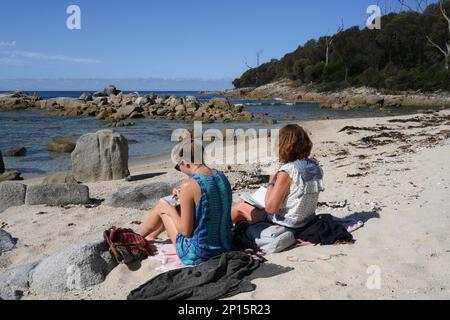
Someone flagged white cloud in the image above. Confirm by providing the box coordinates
[14,51,99,64]
[0,41,16,47]
[0,45,99,65]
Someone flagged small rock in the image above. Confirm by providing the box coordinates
[0,182,27,213]
[0,229,17,255]
[47,137,77,153]
[42,172,79,184]
[0,150,4,174]
[0,171,23,182]
[3,147,27,157]
[25,184,89,206]
[263,118,278,125]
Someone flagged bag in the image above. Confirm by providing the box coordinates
[232,221,296,254]
[103,227,156,264]
[256,225,296,254]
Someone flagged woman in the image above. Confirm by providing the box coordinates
[138,138,233,265]
[232,124,324,230]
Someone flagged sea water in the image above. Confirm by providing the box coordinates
[0,91,440,178]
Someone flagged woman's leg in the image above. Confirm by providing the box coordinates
[231,200,267,224]
[138,202,178,243]
[138,202,167,240]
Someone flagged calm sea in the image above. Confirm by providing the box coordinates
[0,90,440,178]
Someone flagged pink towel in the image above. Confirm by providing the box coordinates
[148,242,187,272]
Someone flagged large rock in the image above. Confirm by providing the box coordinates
[115,105,143,120]
[25,184,89,206]
[79,92,93,102]
[30,240,117,294]
[104,85,120,96]
[47,98,86,110]
[0,171,22,182]
[0,150,4,174]
[42,172,78,184]
[47,137,77,153]
[104,182,175,209]
[0,182,26,213]
[71,130,130,182]
[0,262,39,300]
[3,147,27,157]
[0,92,39,111]
[0,229,17,255]
[208,97,232,109]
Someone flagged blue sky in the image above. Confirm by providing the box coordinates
[0,0,426,89]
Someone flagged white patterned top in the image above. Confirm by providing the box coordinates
[270,158,325,228]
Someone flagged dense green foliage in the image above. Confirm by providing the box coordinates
[233,1,450,92]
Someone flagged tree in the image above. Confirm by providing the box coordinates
[426,0,450,70]
[324,20,344,67]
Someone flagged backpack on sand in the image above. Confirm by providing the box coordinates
[103,227,156,264]
[232,221,296,254]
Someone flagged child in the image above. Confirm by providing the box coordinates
[138,138,233,265]
[232,124,324,229]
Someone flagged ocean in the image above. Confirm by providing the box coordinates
[0,90,439,178]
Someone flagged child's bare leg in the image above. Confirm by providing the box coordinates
[231,200,267,224]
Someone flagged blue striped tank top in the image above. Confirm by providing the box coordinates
[175,170,233,265]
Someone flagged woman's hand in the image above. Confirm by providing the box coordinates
[158,198,178,216]
[172,188,180,199]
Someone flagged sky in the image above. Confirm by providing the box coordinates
[0,0,428,90]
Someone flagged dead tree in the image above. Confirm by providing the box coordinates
[426,0,450,70]
[397,0,429,12]
[244,50,264,70]
[324,21,344,67]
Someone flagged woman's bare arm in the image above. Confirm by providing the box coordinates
[162,180,196,237]
[264,171,291,214]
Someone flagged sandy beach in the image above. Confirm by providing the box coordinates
[1,109,450,300]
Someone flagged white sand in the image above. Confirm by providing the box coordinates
[1,110,450,299]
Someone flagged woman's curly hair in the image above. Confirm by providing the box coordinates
[278,124,313,163]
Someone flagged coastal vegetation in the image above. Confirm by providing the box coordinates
[233,1,450,93]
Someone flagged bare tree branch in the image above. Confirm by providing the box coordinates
[427,36,448,55]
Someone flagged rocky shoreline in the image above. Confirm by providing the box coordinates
[0,85,254,125]
[203,79,450,111]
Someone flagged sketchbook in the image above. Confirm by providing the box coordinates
[163,195,180,207]
[240,187,267,210]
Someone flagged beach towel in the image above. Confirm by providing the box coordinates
[148,242,186,273]
[293,214,355,245]
[103,227,156,264]
[127,251,293,300]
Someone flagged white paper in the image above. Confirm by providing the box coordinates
[240,187,267,209]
